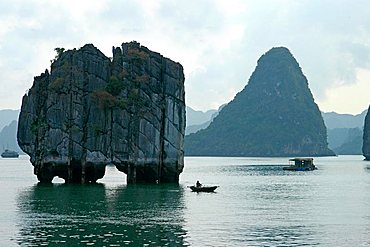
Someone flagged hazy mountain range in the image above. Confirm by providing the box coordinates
[0,105,368,156]
[0,109,19,131]
[186,107,218,126]
[323,110,367,154]
[0,109,22,153]
[185,105,225,135]
[187,107,367,133]
[322,110,367,129]
[186,106,368,155]
[0,120,23,153]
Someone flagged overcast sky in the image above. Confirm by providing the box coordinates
[0,0,369,114]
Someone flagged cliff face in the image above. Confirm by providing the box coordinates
[185,47,334,157]
[18,42,185,183]
[363,106,370,160]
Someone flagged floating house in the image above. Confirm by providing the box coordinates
[283,158,317,171]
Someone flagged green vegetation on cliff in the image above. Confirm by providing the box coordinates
[185,47,334,157]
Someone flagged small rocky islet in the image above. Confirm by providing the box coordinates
[17,41,185,183]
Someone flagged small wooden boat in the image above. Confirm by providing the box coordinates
[283,158,317,171]
[189,185,218,192]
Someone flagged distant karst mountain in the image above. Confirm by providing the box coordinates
[0,120,22,154]
[185,47,334,157]
[323,109,367,155]
[185,105,225,135]
[330,128,363,155]
[0,109,19,131]
[186,106,217,126]
[322,110,367,129]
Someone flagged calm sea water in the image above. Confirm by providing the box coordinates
[1,155,370,246]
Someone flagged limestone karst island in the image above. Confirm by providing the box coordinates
[17,42,186,184]
[185,47,335,157]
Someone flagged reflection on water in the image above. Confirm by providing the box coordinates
[5,156,370,246]
[16,184,188,246]
[182,163,322,246]
[243,225,319,246]
[218,164,314,176]
[181,157,370,246]
[244,167,320,246]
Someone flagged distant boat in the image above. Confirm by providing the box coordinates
[189,185,218,192]
[1,149,19,158]
[283,158,317,171]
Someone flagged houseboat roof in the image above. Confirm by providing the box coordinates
[289,158,314,161]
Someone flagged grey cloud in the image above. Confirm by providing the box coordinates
[345,43,370,68]
[157,0,223,30]
[0,0,369,113]
[99,0,145,31]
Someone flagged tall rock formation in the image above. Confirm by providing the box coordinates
[185,47,334,157]
[363,105,370,160]
[18,41,185,183]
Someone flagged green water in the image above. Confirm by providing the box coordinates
[1,155,370,246]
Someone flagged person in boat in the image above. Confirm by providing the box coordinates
[196,180,202,188]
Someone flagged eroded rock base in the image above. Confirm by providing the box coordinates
[34,162,181,184]
[116,163,181,183]
[17,42,185,184]
[35,162,106,184]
